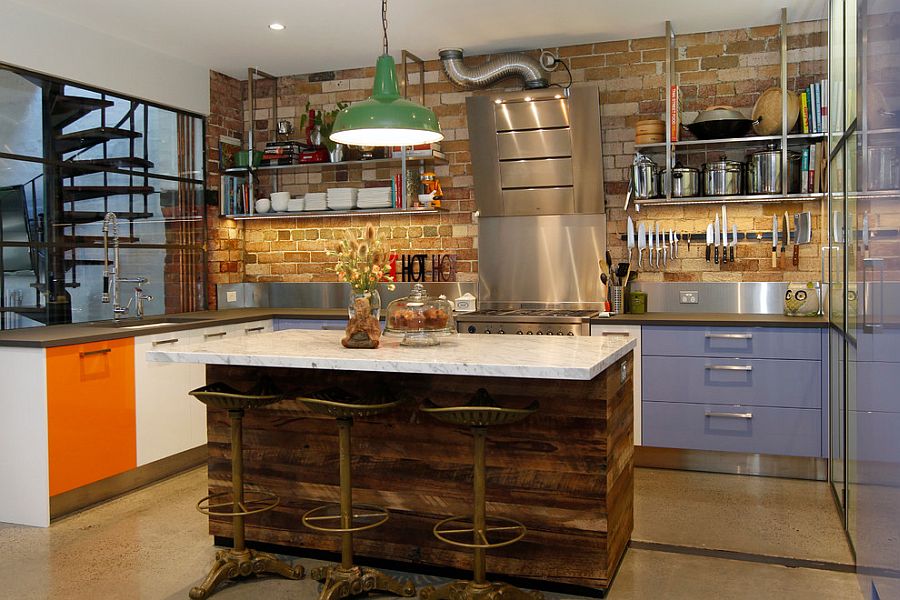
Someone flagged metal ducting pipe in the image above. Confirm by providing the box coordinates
[439,48,548,90]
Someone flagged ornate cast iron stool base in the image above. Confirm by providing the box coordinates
[189,548,304,600]
[188,382,304,599]
[310,564,416,600]
[419,581,543,600]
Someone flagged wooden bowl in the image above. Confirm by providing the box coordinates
[635,133,666,145]
[752,88,800,135]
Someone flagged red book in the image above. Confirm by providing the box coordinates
[670,86,680,142]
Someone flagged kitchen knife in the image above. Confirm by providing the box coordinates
[721,205,728,264]
[863,211,870,259]
[792,213,800,266]
[674,230,680,258]
[771,214,778,268]
[627,216,635,265]
[669,228,675,259]
[714,214,720,264]
[662,230,668,268]
[705,223,713,262]
[637,222,646,268]
[782,212,789,267]
[654,222,660,269]
[731,224,737,263]
[648,222,655,269]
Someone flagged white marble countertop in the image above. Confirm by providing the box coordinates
[146,330,635,380]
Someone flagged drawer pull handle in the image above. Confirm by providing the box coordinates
[705,365,753,371]
[245,326,265,333]
[705,411,753,419]
[601,331,630,337]
[204,332,227,339]
[705,333,752,339]
[79,348,111,358]
[152,338,180,347]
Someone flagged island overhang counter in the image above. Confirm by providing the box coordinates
[148,330,635,591]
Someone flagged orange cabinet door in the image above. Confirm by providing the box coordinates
[47,338,136,496]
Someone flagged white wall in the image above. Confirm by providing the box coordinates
[0,0,210,115]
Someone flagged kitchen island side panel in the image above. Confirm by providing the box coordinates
[204,352,633,590]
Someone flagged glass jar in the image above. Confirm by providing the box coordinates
[348,289,381,321]
[384,283,455,346]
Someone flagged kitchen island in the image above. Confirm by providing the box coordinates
[148,330,635,591]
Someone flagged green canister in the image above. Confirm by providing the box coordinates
[629,291,647,314]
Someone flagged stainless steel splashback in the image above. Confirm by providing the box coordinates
[217,282,478,310]
[467,85,605,217]
[477,214,606,309]
[629,282,795,314]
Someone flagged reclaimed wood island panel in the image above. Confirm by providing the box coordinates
[148,330,635,591]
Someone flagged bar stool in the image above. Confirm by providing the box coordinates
[298,386,416,600]
[419,389,544,600]
[188,381,304,600]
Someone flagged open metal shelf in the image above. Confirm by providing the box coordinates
[635,133,827,152]
[228,206,446,220]
[635,193,825,206]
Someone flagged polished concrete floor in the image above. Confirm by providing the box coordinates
[0,467,863,600]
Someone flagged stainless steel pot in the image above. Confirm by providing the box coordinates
[702,156,744,196]
[661,165,700,198]
[867,146,900,190]
[631,153,659,199]
[748,144,801,194]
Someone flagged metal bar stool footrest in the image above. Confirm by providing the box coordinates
[302,503,389,533]
[196,489,280,517]
[433,514,527,549]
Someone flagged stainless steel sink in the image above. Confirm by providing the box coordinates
[87,316,215,329]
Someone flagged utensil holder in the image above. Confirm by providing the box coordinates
[611,285,624,315]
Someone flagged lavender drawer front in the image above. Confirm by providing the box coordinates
[856,328,900,362]
[642,326,821,360]
[851,410,900,465]
[643,402,822,457]
[855,361,900,412]
[643,356,821,409]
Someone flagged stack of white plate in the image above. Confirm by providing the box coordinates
[356,187,393,209]
[304,192,327,211]
[326,187,358,210]
[287,197,304,212]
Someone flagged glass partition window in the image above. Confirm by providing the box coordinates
[0,63,206,329]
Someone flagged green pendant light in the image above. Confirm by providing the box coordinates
[330,0,443,147]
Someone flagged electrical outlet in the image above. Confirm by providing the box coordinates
[680,290,699,304]
[226,291,238,303]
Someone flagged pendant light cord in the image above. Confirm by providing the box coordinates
[382,0,389,55]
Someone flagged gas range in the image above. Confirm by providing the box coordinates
[455,309,598,336]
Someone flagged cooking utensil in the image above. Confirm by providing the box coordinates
[655,222,662,268]
[662,231,668,268]
[631,153,660,200]
[638,222,646,269]
[782,212,789,267]
[863,211,870,259]
[606,250,614,283]
[635,119,666,145]
[627,217,635,265]
[795,211,811,245]
[731,224,737,263]
[714,215,720,264]
[661,164,701,198]
[751,88,801,136]
[748,144,801,194]
[706,223,713,262]
[673,230,680,258]
[721,205,728,264]
[649,223,656,269]
[772,214,779,268]
[687,105,759,140]
[600,273,610,312]
[702,157,745,196]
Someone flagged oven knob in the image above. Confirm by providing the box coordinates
[556,331,564,336]
[536,331,543,335]
[498,329,505,334]
[567,331,575,336]
[526,331,533,335]
[467,325,476,334]
[516,330,523,335]
[484,329,491,334]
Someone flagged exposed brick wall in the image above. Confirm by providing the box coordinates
[207,20,827,290]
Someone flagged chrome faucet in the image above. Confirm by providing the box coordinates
[101,212,152,320]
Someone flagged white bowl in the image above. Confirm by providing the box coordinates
[255,198,271,213]
[271,191,290,212]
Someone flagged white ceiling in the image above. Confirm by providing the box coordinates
[20,0,827,79]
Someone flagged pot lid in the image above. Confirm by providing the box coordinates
[633,152,657,166]
[704,155,744,171]
[692,106,750,124]
[750,144,800,159]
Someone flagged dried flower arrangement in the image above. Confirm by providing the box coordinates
[329,223,395,294]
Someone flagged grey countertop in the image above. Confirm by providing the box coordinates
[0,308,828,348]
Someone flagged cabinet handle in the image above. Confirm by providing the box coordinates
[204,332,227,339]
[705,411,753,419]
[245,326,265,333]
[79,348,111,358]
[705,333,752,339]
[152,338,179,347]
[705,364,752,371]
[601,331,630,337]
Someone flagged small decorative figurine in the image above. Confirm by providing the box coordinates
[784,281,820,317]
[342,296,382,349]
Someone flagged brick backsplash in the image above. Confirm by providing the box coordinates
[206,20,828,302]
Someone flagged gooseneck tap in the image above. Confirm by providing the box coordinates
[101,212,151,320]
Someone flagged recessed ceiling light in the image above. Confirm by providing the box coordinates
[269,23,285,31]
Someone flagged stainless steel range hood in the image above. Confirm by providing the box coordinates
[466,85,605,217]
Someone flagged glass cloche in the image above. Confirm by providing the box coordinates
[384,283,455,346]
